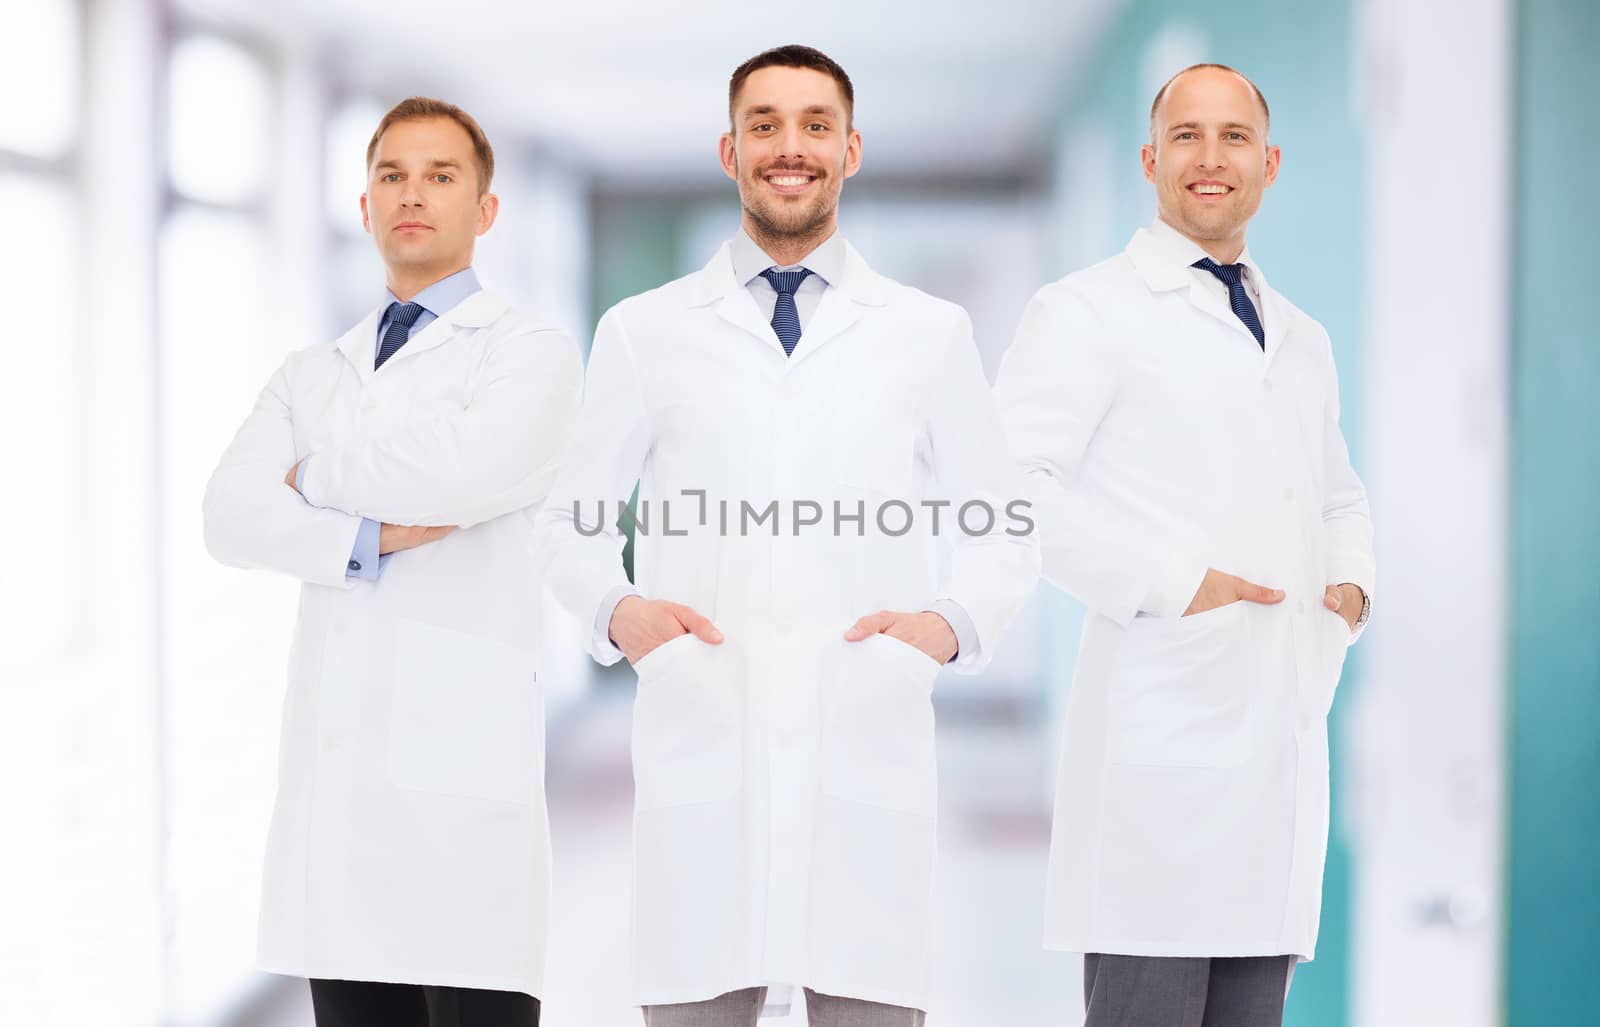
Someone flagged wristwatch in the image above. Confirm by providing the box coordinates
[1347,584,1371,631]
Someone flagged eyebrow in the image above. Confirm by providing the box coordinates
[1167,121,1256,133]
[373,158,464,172]
[742,104,840,119]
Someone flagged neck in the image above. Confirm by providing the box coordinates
[386,262,469,303]
[744,215,835,268]
[1159,214,1247,264]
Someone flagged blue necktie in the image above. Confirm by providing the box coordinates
[1191,258,1265,350]
[760,267,813,356]
[375,301,426,369]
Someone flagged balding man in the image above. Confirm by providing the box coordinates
[994,64,1375,1026]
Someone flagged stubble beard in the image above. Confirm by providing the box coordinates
[741,167,838,252]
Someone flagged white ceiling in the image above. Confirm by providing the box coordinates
[181,0,1121,186]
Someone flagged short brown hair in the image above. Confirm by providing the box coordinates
[728,45,855,129]
[366,96,495,194]
[1149,63,1271,142]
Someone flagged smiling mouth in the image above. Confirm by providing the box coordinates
[1188,183,1232,196]
[394,223,432,232]
[764,173,817,194]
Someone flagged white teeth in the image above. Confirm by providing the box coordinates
[1191,183,1229,194]
[768,175,811,187]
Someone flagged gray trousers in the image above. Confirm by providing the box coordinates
[642,986,926,1027]
[1082,953,1297,1027]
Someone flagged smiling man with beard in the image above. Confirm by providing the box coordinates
[537,44,1038,1027]
[995,64,1375,1027]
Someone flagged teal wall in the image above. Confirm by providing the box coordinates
[1050,4,1366,1024]
[1506,0,1600,1021]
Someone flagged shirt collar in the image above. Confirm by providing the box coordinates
[1146,216,1261,280]
[383,266,482,318]
[731,227,845,289]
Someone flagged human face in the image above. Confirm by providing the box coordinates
[360,116,497,294]
[720,65,861,247]
[1142,67,1279,258]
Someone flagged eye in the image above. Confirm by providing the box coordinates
[807,123,828,132]
[1174,131,1197,141]
[753,123,775,133]
[1226,132,1247,142]
[382,173,400,182]
[434,173,451,183]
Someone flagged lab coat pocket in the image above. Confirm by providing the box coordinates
[631,634,742,809]
[387,619,540,806]
[1307,609,1352,719]
[1109,600,1254,769]
[820,633,940,817]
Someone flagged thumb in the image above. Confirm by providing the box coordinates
[1324,585,1341,611]
[844,610,893,641]
[675,605,724,644]
[1238,578,1286,605]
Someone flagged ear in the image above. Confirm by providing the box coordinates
[719,132,738,181]
[842,128,863,180]
[476,191,500,236]
[1263,144,1281,189]
[359,193,371,235]
[1140,143,1157,184]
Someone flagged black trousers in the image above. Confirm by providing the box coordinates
[1082,953,1296,1027]
[309,978,540,1027]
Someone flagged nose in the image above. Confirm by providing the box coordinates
[773,124,808,162]
[1197,136,1228,171]
[399,180,425,207]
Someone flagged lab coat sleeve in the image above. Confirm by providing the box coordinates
[1317,334,1376,640]
[297,326,583,529]
[201,358,365,588]
[925,308,1043,672]
[532,307,651,665]
[993,284,1209,627]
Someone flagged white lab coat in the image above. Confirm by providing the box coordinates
[536,240,1039,1011]
[994,225,1375,961]
[202,288,582,996]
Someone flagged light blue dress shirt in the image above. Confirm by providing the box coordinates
[296,267,482,581]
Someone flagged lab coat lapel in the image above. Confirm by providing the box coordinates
[1256,274,1293,371]
[1184,277,1264,353]
[1126,227,1270,361]
[787,240,887,368]
[692,243,789,356]
[335,307,384,383]
[375,289,511,372]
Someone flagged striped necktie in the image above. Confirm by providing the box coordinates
[1191,257,1265,350]
[375,301,426,369]
[760,267,813,356]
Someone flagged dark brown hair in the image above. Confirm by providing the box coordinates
[366,96,495,194]
[1149,63,1271,141]
[728,45,855,129]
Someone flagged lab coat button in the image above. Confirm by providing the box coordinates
[348,560,361,572]
[1262,380,1274,393]
[320,736,336,754]
[361,400,376,414]
[1297,600,1306,615]
[1283,487,1294,502]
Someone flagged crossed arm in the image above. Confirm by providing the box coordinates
[204,329,582,585]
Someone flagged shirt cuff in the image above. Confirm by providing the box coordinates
[595,585,640,661]
[346,517,382,581]
[926,599,978,664]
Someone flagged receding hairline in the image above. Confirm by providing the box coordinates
[1148,64,1271,143]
